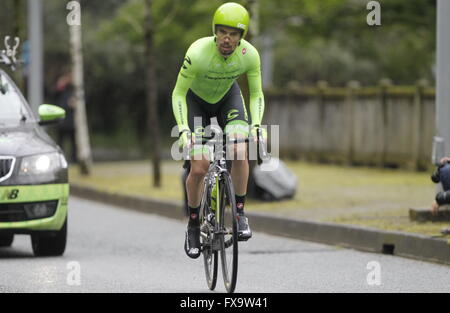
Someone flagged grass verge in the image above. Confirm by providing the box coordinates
[69,160,450,237]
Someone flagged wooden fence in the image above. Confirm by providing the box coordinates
[263,80,436,170]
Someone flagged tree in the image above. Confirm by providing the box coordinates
[144,0,161,187]
[68,2,93,175]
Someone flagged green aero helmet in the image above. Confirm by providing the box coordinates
[212,2,250,38]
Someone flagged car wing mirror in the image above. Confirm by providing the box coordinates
[38,104,66,126]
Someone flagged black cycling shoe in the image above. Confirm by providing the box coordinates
[184,225,201,259]
[237,213,252,241]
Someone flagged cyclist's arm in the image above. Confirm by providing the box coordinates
[172,53,197,133]
[246,49,265,127]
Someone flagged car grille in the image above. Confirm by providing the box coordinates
[0,156,15,183]
[0,200,58,222]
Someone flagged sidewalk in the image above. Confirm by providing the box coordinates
[69,160,450,265]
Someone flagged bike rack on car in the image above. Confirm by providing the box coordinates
[0,36,21,72]
[0,36,22,94]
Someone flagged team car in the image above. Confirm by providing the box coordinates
[0,52,69,256]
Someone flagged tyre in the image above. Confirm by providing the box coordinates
[202,226,218,291]
[219,172,238,293]
[31,217,67,257]
[201,179,218,290]
[0,234,14,247]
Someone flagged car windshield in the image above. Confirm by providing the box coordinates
[0,71,34,126]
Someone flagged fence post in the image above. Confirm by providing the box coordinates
[346,81,360,165]
[287,81,302,158]
[316,80,328,162]
[379,78,392,167]
[413,79,429,170]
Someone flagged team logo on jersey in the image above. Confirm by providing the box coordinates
[242,48,247,55]
[227,109,240,121]
[194,126,205,137]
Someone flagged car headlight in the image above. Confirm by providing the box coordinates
[19,152,66,175]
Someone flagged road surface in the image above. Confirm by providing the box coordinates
[0,197,449,293]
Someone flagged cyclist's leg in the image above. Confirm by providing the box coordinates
[184,90,211,258]
[217,82,250,200]
[218,82,252,240]
[217,82,252,240]
[185,90,211,211]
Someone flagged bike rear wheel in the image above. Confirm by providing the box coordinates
[200,180,218,290]
[218,171,238,293]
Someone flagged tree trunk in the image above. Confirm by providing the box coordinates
[69,22,92,175]
[144,0,162,187]
[13,0,23,40]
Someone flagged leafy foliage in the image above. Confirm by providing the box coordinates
[0,0,437,147]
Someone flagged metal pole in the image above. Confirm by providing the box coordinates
[434,0,450,163]
[27,0,43,115]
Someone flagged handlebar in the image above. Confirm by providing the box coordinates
[198,136,249,145]
[256,128,269,165]
[184,129,270,165]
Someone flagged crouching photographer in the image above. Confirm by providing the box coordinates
[430,157,450,215]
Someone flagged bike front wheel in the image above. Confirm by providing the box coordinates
[218,171,238,293]
[201,222,218,290]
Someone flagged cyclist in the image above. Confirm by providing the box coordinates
[172,2,266,259]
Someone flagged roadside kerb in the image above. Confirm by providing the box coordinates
[409,207,450,222]
[70,184,183,221]
[71,183,450,266]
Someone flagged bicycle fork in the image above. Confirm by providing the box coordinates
[201,173,221,252]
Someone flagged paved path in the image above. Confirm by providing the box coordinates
[0,197,448,293]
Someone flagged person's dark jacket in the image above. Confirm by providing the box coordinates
[55,83,75,131]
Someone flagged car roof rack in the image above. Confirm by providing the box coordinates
[0,36,21,72]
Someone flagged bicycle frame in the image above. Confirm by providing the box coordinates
[192,130,266,293]
[201,142,229,250]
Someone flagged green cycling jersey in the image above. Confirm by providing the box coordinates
[172,36,265,133]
